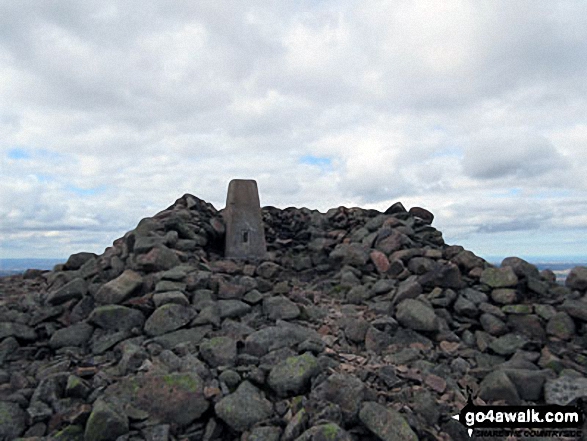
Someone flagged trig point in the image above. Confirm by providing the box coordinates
[223,179,267,260]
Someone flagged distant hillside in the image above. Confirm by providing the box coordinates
[0,258,64,277]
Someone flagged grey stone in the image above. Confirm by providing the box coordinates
[395,298,439,331]
[94,270,143,304]
[103,372,208,427]
[64,252,97,270]
[561,299,587,322]
[544,375,587,405]
[502,369,550,401]
[217,299,252,319]
[84,400,129,441]
[144,304,195,336]
[244,321,320,356]
[329,243,369,267]
[478,370,521,404]
[267,353,321,397]
[199,336,237,367]
[49,322,94,349]
[249,426,283,441]
[566,266,587,291]
[0,321,36,341]
[295,423,352,441]
[359,401,418,441]
[89,305,145,332]
[480,267,518,288]
[453,295,478,317]
[263,296,301,320]
[491,288,518,304]
[47,277,87,305]
[150,326,211,349]
[501,257,540,279]
[546,312,576,340]
[311,373,366,422]
[153,291,190,307]
[215,381,273,431]
[479,313,508,336]
[136,245,181,272]
[489,333,529,355]
[0,401,26,439]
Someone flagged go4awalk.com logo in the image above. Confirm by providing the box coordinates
[452,391,584,438]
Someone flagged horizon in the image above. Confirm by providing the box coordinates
[1,2,586,260]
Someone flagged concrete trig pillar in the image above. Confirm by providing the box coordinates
[223,179,267,260]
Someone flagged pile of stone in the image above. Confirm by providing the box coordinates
[1,193,587,441]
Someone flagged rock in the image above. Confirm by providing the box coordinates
[263,296,301,320]
[480,267,518,288]
[49,322,94,349]
[370,250,390,274]
[329,243,369,267]
[89,305,145,332]
[84,400,129,441]
[256,261,281,279]
[311,373,366,422]
[295,423,352,441]
[560,299,587,322]
[544,375,587,405]
[136,245,181,272]
[47,277,87,305]
[144,304,195,336]
[566,266,587,291]
[393,278,422,304]
[479,313,508,336]
[153,290,190,307]
[244,322,320,356]
[94,269,143,304]
[489,333,529,355]
[395,299,439,331]
[0,401,26,439]
[267,353,321,397]
[249,426,283,441]
[150,326,211,349]
[64,252,97,270]
[199,336,237,367]
[409,206,434,225]
[0,321,37,341]
[450,250,484,272]
[502,369,550,401]
[359,401,418,441]
[104,372,209,426]
[215,381,273,432]
[478,370,521,404]
[491,288,518,304]
[546,312,576,340]
[501,257,540,279]
[217,299,252,319]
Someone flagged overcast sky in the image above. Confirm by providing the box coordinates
[1,1,586,262]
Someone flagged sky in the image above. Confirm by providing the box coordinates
[1,1,586,263]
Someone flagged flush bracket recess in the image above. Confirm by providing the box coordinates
[223,179,267,260]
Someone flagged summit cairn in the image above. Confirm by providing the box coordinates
[223,179,267,260]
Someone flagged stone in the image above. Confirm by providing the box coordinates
[560,299,587,322]
[136,245,181,272]
[501,257,540,279]
[267,353,321,397]
[566,266,587,291]
[249,426,283,441]
[49,322,94,349]
[409,206,434,224]
[311,373,366,422]
[94,269,143,304]
[150,326,211,349]
[502,369,550,401]
[544,375,587,405]
[47,277,87,305]
[395,299,439,331]
[64,252,97,270]
[546,312,576,340]
[0,401,26,439]
[489,333,529,355]
[199,336,237,367]
[263,296,301,320]
[491,288,518,304]
[104,372,209,426]
[480,267,518,288]
[215,381,273,431]
[329,243,369,267]
[393,278,422,304]
[224,179,267,260]
[217,299,252,319]
[89,305,145,332]
[244,322,319,356]
[370,250,390,274]
[256,261,281,279]
[144,304,195,336]
[295,423,352,441]
[479,313,508,336]
[153,290,190,307]
[0,321,37,341]
[478,370,521,404]
[84,400,129,441]
[359,401,418,441]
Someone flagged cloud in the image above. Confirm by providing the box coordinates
[0,1,586,259]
